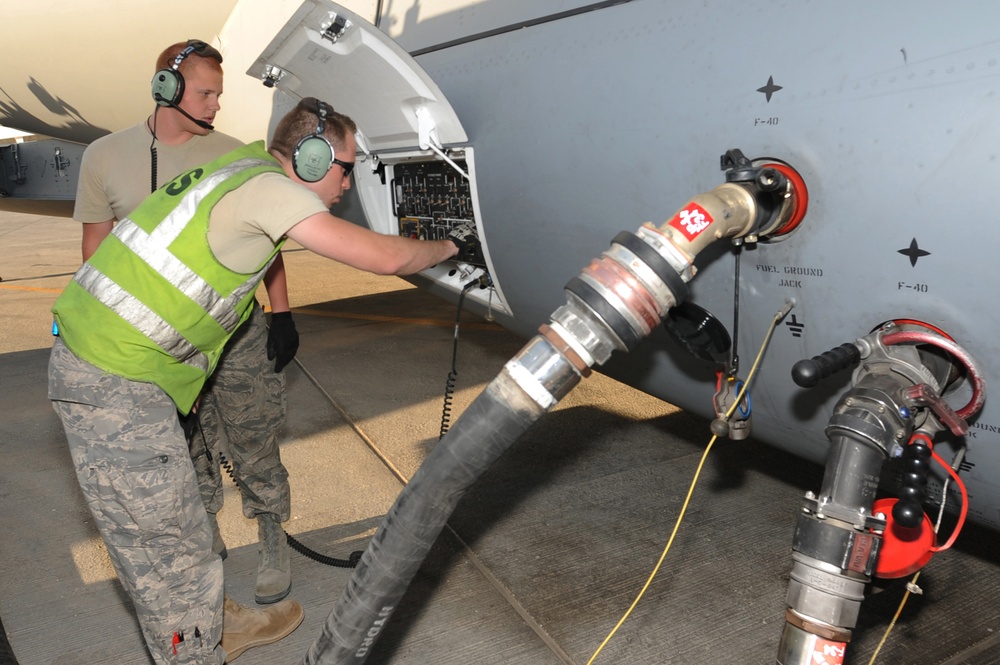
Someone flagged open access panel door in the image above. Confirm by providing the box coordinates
[246,0,510,316]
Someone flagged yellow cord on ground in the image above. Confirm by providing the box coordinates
[584,434,719,665]
[586,303,791,664]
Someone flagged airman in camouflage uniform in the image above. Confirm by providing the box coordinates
[49,98,459,664]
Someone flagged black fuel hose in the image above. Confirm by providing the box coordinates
[304,357,564,663]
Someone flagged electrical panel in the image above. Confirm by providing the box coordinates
[392,160,485,266]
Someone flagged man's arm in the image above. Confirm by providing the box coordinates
[74,137,118,262]
[285,212,458,275]
[81,220,115,262]
[262,252,291,313]
[261,251,299,372]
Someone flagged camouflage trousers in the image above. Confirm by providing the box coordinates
[193,303,291,522]
[48,337,225,665]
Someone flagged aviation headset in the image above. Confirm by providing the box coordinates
[150,40,222,107]
[292,99,343,183]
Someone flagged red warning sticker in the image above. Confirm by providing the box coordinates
[811,638,846,664]
[668,202,714,241]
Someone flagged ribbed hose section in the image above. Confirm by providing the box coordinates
[304,351,575,664]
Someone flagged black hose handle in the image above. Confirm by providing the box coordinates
[791,342,861,388]
[892,439,933,529]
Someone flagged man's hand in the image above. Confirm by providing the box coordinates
[267,312,299,372]
[447,222,479,262]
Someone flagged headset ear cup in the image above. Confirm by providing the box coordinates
[293,136,335,182]
[151,69,184,106]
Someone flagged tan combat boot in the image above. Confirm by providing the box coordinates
[221,595,304,662]
[255,512,291,604]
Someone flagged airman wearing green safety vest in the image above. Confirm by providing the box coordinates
[48,97,463,665]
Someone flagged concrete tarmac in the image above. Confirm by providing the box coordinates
[1,209,999,665]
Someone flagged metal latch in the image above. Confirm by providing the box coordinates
[261,65,286,89]
[8,144,26,184]
[54,146,71,177]
[321,12,352,43]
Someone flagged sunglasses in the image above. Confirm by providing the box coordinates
[333,157,355,177]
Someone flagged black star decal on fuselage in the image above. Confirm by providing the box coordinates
[757,76,782,102]
[898,238,930,266]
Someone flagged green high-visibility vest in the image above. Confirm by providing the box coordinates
[53,141,285,414]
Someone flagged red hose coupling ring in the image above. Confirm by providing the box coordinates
[760,161,808,237]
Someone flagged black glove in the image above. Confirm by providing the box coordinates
[266,311,299,372]
[447,222,479,261]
